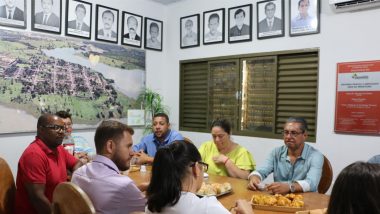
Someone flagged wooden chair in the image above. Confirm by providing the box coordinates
[318,155,333,194]
[52,182,96,214]
[0,157,16,214]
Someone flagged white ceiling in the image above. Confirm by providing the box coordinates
[148,0,186,5]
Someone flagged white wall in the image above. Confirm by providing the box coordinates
[161,0,380,189]
[1,0,380,193]
[0,0,167,176]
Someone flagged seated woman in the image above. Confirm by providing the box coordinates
[327,161,380,214]
[199,119,255,179]
[146,140,253,214]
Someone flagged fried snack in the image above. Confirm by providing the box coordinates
[197,182,231,196]
[251,193,304,208]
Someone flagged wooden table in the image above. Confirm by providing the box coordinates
[128,169,329,213]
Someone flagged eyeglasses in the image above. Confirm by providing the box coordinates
[191,161,208,172]
[282,130,304,138]
[41,124,66,132]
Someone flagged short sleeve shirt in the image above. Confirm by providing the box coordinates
[15,137,78,214]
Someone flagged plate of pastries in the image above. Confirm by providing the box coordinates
[251,193,304,212]
[196,182,232,197]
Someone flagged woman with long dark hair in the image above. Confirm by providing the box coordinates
[327,161,380,214]
[146,140,253,214]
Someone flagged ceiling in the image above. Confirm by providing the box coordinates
[148,0,186,5]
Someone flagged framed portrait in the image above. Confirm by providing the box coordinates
[228,4,252,43]
[289,0,320,36]
[65,0,92,39]
[257,0,284,39]
[32,0,62,34]
[95,5,118,44]
[203,8,225,45]
[144,17,163,51]
[122,11,143,48]
[180,14,200,49]
[0,0,26,29]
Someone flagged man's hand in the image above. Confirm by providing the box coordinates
[134,150,153,165]
[247,175,261,191]
[212,154,228,165]
[266,182,290,195]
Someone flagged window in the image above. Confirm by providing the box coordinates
[179,49,318,142]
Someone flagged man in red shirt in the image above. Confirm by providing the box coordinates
[15,113,83,214]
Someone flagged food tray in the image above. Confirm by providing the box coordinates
[252,204,304,213]
[196,189,232,198]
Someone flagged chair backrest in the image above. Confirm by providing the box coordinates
[52,182,96,214]
[183,137,194,144]
[318,155,333,194]
[0,157,16,214]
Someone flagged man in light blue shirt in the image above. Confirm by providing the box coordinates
[368,155,380,164]
[133,113,183,164]
[248,117,323,194]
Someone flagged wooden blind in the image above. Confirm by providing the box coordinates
[208,60,240,129]
[276,52,319,141]
[179,61,209,131]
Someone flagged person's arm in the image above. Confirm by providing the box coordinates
[213,154,250,179]
[296,151,324,192]
[230,199,254,214]
[248,149,277,190]
[25,183,51,214]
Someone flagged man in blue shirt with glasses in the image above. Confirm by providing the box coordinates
[133,113,183,164]
[248,117,323,195]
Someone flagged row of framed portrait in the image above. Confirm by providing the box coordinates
[180,0,320,49]
[0,0,163,51]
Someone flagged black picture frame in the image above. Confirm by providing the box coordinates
[289,0,320,37]
[180,14,200,49]
[144,17,163,51]
[203,8,225,45]
[65,0,92,39]
[257,0,284,40]
[0,0,26,29]
[32,0,62,34]
[122,11,143,48]
[228,4,252,43]
[95,5,118,44]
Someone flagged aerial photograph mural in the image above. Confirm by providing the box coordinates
[0,29,145,134]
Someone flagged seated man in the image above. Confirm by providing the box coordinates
[133,113,183,164]
[368,154,380,164]
[15,113,82,214]
[248,117,323,195]
[71,120,146,214]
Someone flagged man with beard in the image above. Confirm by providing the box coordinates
[247,117,323,195]
[15,114,82,214]
[71,120,146,214]
[133,113,183,164]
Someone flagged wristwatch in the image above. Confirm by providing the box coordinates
[289,182,296,193]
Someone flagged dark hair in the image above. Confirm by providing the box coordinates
[208,13,219,23]
[94,120,134,154]
[298,0,310,7]
[211,119,231,135]
[327,162,380,214]
[153,112,169,124]
[55,110,72,120]
[265,2,276,11]
[41,0,54,4]
[150,22,159,31]
[146,141,201,212]
[37,113,52,128]
[75,3,86,14]
[234,9,245,18]
[285,117,308,132]
[102,10,114,21]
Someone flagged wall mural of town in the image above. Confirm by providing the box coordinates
[0,29,145,134]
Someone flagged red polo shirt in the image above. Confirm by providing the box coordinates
[15,137,78,214]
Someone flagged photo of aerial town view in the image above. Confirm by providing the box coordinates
[0,30,145,134]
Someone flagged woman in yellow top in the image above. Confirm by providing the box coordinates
[199,119,255,179]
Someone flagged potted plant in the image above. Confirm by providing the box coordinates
[137,88,169,134]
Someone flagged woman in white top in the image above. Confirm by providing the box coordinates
[145,140,253,214]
